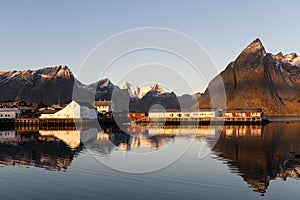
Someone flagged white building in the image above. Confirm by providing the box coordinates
[0,108,21,119]
[148,109,218,119]
[93,100,111,113]
[39,100,97,119]
[223,109,262,118]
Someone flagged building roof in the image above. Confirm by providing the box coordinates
[0,108,20,112]
[18,106,36,110]
[40,110,58,114]
[0,100,26,104]
[74,100,95,109]
[225,108,262,113]
[148,108,217,113]
[93,100,111,107]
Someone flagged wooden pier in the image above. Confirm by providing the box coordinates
[0,115,269,130]
[132,116,266,125]
[15,118,40,130]
[0,118,100,130]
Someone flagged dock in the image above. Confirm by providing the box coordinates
[0,115,269,130]
[0,118,99,130]
[132,116,266,125]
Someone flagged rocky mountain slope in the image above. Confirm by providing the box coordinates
[199,38,300,115]
[0,65,74,105]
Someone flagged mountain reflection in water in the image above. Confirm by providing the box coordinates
[0,122,299,196]
[212,123,300,195]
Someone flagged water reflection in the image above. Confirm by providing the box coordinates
[0,123,299,195]
[212,123,300,195]
[0,130,82,171]
[83,125,220,156]
[0,126,221,171]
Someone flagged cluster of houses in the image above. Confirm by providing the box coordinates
[129,109,263,120]
[0,100,112,120]
[0,99,264,122]
[0,100,37,119]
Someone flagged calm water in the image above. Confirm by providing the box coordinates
[0,122,300,199]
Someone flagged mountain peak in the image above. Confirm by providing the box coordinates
[119,80,131,88]
[241,38,266,56]
[55,65,73,79]
[232,38,267,69]
[150,84,164,93]
[118,81,140,98]
[97,78,113,88]
[99,77,110,83]
[199,38,300,115]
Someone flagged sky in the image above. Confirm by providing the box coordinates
[1,0,300,95]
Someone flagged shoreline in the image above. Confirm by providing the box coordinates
[2,115,300,129]
[267,116,300,122]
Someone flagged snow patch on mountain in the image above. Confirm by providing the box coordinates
[118,82,166,98]
[119,81,140,98]
[276,53,300,67]
[291,56,300,67]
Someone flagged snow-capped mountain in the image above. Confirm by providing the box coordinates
[274,52,300,67]
[119,81,140,98]
[118,81,166,99]
[94,78,116,101]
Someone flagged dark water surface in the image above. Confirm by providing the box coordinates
[0,122,299,200]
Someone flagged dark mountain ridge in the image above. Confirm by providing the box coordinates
[0,65,74,105]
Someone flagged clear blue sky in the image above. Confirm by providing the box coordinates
[1,0,300,94]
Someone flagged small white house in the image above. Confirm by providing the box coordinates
[0,108,21,119]
[39,100,97,119]
[93,100,111,113]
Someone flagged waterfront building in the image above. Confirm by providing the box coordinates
[223,109,263,118]
[93,100,111,114]
[148,109,218,119]
[0,100,28,108]
[0,108,21,119]
[39,100,97,119]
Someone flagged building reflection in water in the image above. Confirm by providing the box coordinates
[0,126,228,171]
[83,125,220,156]
[212,123,300,195]
[0,129,83,171]
[1,123,299,195]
